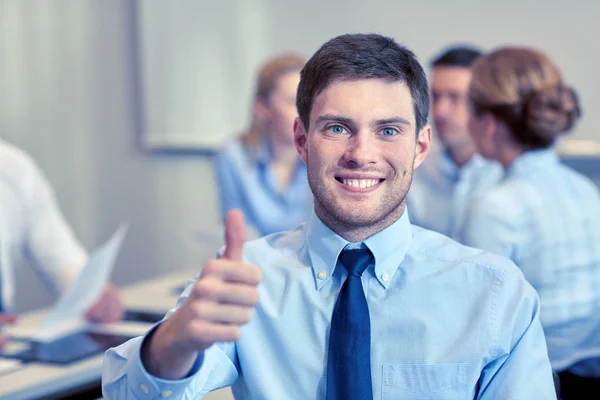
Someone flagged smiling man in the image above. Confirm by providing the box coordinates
[102,34,555,399]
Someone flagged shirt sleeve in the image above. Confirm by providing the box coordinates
[22,159,87,294]
[477,265,557,399]
[460,194,515,259]
[102,279,239,399]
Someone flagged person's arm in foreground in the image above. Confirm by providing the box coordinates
[102,210,261,399]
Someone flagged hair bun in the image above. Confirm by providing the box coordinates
[525,85,581,139]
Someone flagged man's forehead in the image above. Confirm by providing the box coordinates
[311,79,416,124]
[431,67,472,87]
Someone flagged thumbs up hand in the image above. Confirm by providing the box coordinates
[222,208,246,261]
[143,210,262,380]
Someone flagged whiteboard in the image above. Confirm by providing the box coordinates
[138,0,599,150]
[137,0,271,150]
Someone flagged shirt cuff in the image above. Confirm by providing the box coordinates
[129,323,204,399]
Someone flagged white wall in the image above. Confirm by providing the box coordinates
[0,0,598,311]
[141,0,600,149]
[0,0,220,311]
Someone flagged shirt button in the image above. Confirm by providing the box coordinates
[318,271,327,280]
[161,391,173,398]
[140,384,149,394]
[382,273,390,282]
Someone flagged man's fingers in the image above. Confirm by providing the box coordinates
[192,279,260,306]
[201,260,262,285]
[191,303,253,325]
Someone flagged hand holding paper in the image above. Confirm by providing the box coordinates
[35,225,128,340]
[86,284,124,323]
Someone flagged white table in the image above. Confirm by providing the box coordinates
[0,270,233,399]
[119,270,195,315]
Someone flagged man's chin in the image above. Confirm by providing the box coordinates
[331,208,382,227]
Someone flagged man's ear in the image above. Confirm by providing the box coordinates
[294,117,308,164]
[413,124,432,170]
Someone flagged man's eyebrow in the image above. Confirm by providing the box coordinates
[314,114,354,126]
[373,117,412,127]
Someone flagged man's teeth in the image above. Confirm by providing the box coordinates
[342,179,379,188]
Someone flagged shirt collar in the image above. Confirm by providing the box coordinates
[252,138,307,172]
[507,148,558,177]
[438,150,488,180]
[252,138,272,166]
[306,208,412,290]
[438,150,460,179]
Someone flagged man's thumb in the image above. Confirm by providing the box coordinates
[223,209,246,261]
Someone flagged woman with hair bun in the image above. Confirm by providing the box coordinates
[462,47,600,398]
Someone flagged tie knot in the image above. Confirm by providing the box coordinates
[338,247,374,277]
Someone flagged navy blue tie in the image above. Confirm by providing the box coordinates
[327,247,374,400]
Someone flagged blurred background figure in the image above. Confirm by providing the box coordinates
[213,53,311,237]
[462,46,600,399]
[408,46,502,239]
[0,139,123,337]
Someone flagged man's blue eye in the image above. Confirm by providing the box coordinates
[330,125,345,134]
[382,128,396,136]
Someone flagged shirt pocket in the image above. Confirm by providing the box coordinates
[382,363,468,400]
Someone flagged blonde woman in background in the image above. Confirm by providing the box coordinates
[214,54,310,236]
[462,47,600,398]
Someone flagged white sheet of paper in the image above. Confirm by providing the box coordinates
[34,225,128,340]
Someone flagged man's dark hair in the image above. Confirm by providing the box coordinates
[431,46,482,68]
[296,33,429,134]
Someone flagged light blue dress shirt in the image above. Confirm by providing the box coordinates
[214,139,311,236]
[408,149,502,239]
[103,210,555,399]
[461,149,600,376]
